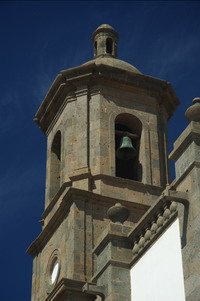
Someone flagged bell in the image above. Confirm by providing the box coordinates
[116,136,137,160]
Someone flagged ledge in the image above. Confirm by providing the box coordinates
[35,62,179,134]
[93,173,164,194]
[93,223,132,255]
[128,189,189,266]
[171,161,200,190]
[91,189,188,282]
[45,277,95,301]
[27,187,149,257]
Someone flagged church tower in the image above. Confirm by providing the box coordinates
[27,25,199,300]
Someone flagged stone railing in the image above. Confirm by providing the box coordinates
[130,200,178,262]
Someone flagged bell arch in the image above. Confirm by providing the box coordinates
[106,38,113,55]
[49,130,61,200]
[94,41,97,57]
[115,113,142,181]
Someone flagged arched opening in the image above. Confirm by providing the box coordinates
[106,38,113,55]
[94,41,97,57]
[49,131,61,200]
[115,114,142,181]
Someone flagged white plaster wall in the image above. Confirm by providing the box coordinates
[130,219,185,301]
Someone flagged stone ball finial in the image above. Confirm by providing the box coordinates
[185,97,200,122]
[107,203,129,224]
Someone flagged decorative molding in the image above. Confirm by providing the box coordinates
[35,63,179,135]
[91,190,188,281]
[45,277,94,301]
[91,259,130,284]
[46,249,61,294]
[170,160,200,190]
[128,188,189,267]
[131,200,177,262]
[107,203,130,224]
[82,283,105,299]
[169,122,200,161]
[93,173,163,194]
[26,187,149,257]
[69,167,92,181]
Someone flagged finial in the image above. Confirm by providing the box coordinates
[185,97,200,122]
[107,203,129,224]
[92,24,119,59]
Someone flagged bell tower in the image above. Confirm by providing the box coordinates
[27,25,180,301]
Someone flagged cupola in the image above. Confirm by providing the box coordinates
[92,24,119,58]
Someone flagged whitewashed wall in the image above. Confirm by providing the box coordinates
[130,219,185,301]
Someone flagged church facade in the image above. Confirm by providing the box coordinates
[27,25,200,300]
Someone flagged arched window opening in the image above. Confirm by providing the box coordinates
[106,38,113,55]
[115,114,142,181]
[94,41,97,57]
[49,131,61,200]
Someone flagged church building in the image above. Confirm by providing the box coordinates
[27,24,200,300]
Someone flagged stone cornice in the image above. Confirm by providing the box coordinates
[93,223,132,256]
[91,259,131,283]
[93,173,163,194]
[170,160,200,189]
[90,189,188,281]
[45,278,94,301]
[35,62,179,134]
[169,121,200,161]
[43,177,154,220]
[27,187,149,257]
[129,189,189,266]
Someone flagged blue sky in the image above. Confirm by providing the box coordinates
[0,1,200,300]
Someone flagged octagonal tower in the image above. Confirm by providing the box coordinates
[27,25,182,301]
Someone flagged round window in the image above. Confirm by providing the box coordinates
[46,249,61,293]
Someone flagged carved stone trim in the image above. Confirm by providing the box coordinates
[169,121,200,161]
[46,249,61,294]
[26,187,148,257]
[170,160,200,190]
[82,283,105,299]
[129,199,178,266]
[91,259,130,284]
[45,277,95,301]
[35,62,179,135]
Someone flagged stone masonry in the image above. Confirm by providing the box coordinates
[27,25,200,300]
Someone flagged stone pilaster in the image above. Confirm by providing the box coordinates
[170,120,200,300]
[92,223,133,301]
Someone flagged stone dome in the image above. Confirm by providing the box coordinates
[92,24,118,41]
[81,57,142,74]
[95,24,115,31]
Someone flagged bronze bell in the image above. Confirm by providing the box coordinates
[116,136,137,160]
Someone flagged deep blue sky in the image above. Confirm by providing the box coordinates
[0,1,199,300]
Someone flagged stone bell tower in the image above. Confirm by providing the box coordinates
[27,25,182,301]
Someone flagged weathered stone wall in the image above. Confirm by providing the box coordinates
[170,121,200,300]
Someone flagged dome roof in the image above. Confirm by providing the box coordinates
[96,24,115,31]
[89,24,141,74]
[92,23,118,42]
[81,56,142,74]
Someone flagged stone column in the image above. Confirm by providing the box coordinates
[169,98,200,300]
[91,222,133,301]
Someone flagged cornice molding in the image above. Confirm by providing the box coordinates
[45,277,94,301]
[35,63,179,134]
[169,121,200,161]
[26,187,149,257]
[130,200,178,266]
[90,189,188,281]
